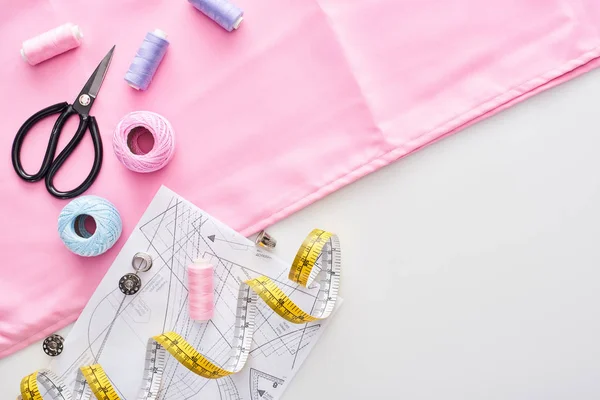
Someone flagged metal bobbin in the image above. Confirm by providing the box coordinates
[132,252,153,272]
[255,230,277,249]
[119,273,142,295]
[42,334,64,357]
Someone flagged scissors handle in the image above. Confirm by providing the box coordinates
[46,114,103,199]
[11,102,104,199]
[11,102,70,182]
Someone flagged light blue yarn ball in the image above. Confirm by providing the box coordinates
[58,196,122,257]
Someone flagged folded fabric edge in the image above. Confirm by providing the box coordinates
[238,45,600,237]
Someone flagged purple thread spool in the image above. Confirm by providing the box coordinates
[188,0,244,32]
[125,29,169,91]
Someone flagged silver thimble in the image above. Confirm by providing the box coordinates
[132,252,153,272]
[255,230,277,249]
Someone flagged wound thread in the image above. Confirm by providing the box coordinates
[187,259,215,322]
[21,23,83,66]
[125,29,169,91]
[57,196,122,257]
[188,0,244,32]
[113,111,176,173]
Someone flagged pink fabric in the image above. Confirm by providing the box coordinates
[1,0,600,358]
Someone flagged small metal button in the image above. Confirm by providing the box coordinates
[255,230,277,249]
[43,334,64,357]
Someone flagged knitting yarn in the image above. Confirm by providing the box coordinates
[125,29,169,91]
[187,259,215,322]
[188,0,244,32]
[58,196,122,257]
[113,111,175,173]
[21,23,83,66]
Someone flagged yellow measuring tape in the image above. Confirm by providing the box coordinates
[20,229,341,400]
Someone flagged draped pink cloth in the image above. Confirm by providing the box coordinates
[1,0,600,357]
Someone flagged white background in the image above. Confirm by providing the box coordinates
[2,69,600,399]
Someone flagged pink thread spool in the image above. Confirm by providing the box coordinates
[187,259,215,322]
[21,23,83,66]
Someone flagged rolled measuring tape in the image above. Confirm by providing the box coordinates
[19,229,340,400]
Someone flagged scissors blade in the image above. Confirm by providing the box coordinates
[73,46,115,115]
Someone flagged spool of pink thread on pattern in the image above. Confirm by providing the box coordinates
[188,259,215,322]
[21,23,83,66]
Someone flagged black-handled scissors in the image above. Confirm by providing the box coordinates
[11,46,115,199]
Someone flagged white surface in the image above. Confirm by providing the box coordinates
[2,69,600,398]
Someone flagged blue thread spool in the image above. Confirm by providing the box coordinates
[57,196,122,257]
[125,29,169,91]
[188,0,244,32]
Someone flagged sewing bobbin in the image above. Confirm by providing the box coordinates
[118,252,153,295]
[119,274,142,295]
[255,230,277,249]
[42,334,64,357]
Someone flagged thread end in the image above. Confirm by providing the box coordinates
[191,258,212,267]
[152,29,168,40]
[188,258,213,272]
[20,48,29,63]
[127,82,141,90]
[233,16,243,30]
[71,25,83,41]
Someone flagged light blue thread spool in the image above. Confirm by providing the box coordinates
[58,196,122,257]
[188,0,244,32]
[125,29,169,91]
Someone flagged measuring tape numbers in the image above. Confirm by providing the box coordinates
[20,229,341,400]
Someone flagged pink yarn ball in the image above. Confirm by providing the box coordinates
[113,111,175,173]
